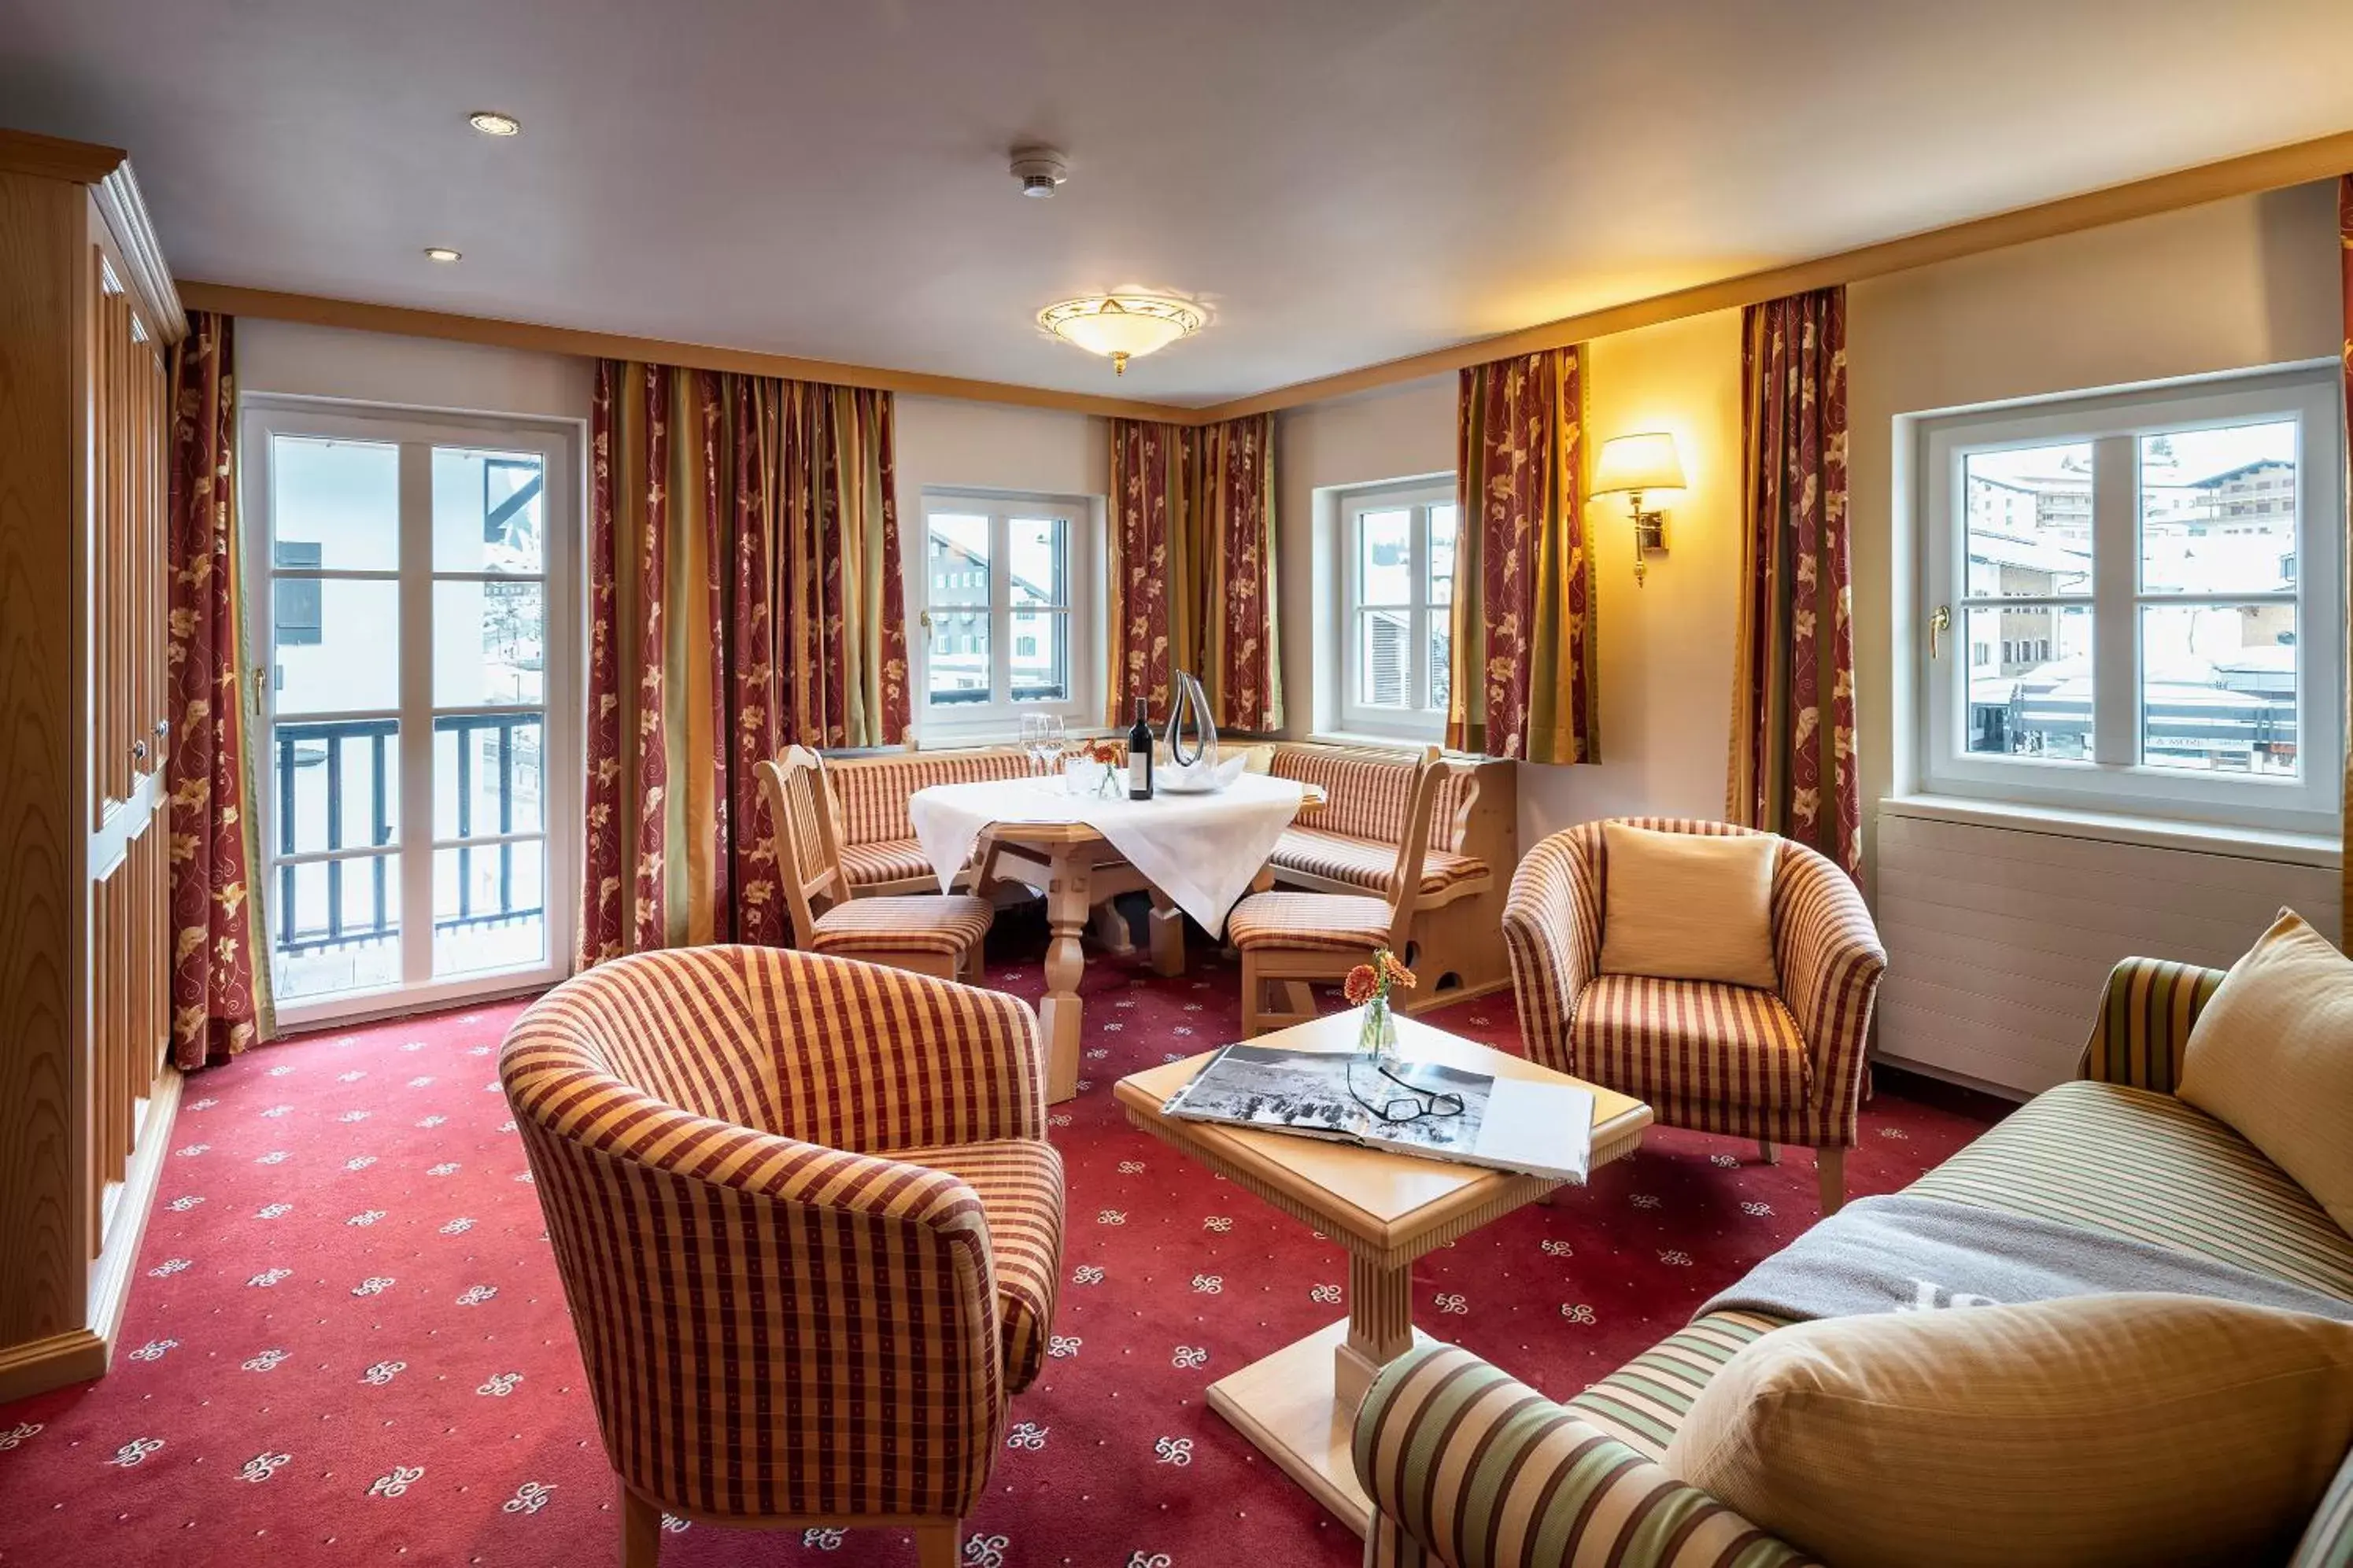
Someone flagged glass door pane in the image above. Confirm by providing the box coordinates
[432,446,550,980]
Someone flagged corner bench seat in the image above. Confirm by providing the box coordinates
[1358,957,2353,1566]
[824,747,1030,894]
[1263,743,1490,903]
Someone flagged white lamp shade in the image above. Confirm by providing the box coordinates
[1592,432,1686,496]
[1039,295,1203,363]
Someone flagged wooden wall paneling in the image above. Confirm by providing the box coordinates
[0,167,90,1365]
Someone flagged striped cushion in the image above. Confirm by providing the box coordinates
[1572,974,1811,1114]
[1227,891,1394,954]
[1268,743,1471,850]
[2080,956,2224,1094]
[840,837,941,890]
[915,1139,1066,1394]
[829,749,1029,847]
[811,895,994,957]
[1911,1079,2353,1301]
[1355,1343,1819,1568]
[1567,1310,1786,1460]
[1269,825,1485,898]
[2292,1444,2353,1568]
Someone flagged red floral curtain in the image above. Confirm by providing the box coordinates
[165,310,272,1065]
[579,361,907,967]
[1448,347,1597,762]
[1106,413,1280,731]
[1728,286,1861,880]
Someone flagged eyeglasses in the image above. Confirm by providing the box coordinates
[1346,1057,1465,1125]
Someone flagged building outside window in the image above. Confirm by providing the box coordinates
[1337,479,1457,741]
[1917,364,2341,836]
[917,491,1095,740]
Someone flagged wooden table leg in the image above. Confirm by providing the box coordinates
[1038,845,1089,1103]
[1147,890,1185,977]
[1205,1250,1424,1536]
[1089,898,1137,956]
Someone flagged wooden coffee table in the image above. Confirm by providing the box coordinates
[1114,1009,1651,1534]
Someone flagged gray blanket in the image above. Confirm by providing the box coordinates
[1696,1193,2353,1323]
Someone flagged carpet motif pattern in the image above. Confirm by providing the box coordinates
[0,937,1998,1566]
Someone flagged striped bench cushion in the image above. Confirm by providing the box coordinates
[1268,744,1471,850]
[811,895,993,957]
[913,1138,1066,1395]
[829,749,1028,847]
[1567,1080,2353,1460]
[1571,974,1811,1116]
[1269,825,1486,899]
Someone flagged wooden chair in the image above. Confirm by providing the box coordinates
[755,746,992,983]
[502,946,1063,1568]
[1227,748,1446,1036]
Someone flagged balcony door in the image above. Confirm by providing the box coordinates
[242,399,578,1027]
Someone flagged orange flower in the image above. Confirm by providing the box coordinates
[1343,965,1379,1006]
[1376,949,1417,991]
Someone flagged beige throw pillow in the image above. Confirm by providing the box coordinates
[1664,1294,2353,1568]
[2179,909,2353,1235]
[1597,823,1779,991]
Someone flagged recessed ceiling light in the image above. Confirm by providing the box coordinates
[467,110,522,137]
[423,246,463,263]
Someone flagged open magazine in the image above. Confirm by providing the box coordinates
[1161,1044,1594,1183]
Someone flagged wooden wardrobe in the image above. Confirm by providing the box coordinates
[0,127,183,1402]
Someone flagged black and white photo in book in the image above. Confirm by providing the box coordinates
[1160,1044,1594,1182]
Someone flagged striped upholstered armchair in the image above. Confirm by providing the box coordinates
[501,946,1064,1567]
[1505,820,1884,1213]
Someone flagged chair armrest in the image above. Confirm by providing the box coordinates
[1354,1345,1819,1568]
[1771,844,1886,1135]
[2077,957,2226,1094]
[774,953,1047,1152]
[503,1060,1007,1521]
[1502,832,1599,1075]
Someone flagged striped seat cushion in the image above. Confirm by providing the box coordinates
[1568,1310,1786,1460]
[1910,1079,2353,1300]
[1268,744,1471,849]
[1571,973,1811,1114]
[839,837,940,890]
[1269,825,1485,898]
[911,1138,1066,1394]
[1227,891,1393,954]
[811,895,993,957]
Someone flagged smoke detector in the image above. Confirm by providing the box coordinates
[1010,147,1069,198]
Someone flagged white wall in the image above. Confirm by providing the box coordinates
[237,319,595,421]
[1848,180,2344,881]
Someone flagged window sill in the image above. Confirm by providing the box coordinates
[1878,793,2340,869]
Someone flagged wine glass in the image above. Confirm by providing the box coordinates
[1018,714,1048,777]
[1034,714,1065,780]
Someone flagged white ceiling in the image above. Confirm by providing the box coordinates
[5,0,2351,405]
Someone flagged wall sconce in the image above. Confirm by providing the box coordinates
[1591,432,1686,585]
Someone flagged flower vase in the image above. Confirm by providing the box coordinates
[1358,994,1398,1061]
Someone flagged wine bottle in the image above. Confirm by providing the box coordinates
[1128,698,1154,799]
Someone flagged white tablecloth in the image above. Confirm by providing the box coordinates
[906,773,1309,937]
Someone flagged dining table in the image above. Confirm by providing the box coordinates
[906,770,1322,1101]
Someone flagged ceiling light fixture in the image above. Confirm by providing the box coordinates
[467,110,522,137]
[423,246,464,263]
[1037,293,1202,375]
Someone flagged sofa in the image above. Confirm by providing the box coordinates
[1352,955,2353,1566]
[1263,741,1517,999]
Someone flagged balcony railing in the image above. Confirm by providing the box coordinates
[272,714,543,956]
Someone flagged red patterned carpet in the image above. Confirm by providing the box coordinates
[0,925,2002,1567]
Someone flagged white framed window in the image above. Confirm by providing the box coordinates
[1339,480,1457,740]
[240,397,581,1026]
[1918,364,2342,836]
[915,490,1096,740]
